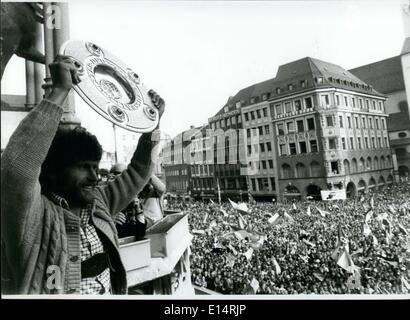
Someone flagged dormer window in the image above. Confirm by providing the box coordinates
[236,101,241,108]
[288,84,293,91]
[250,97,255,104]
[316,77,323,84]
[276,87,281,94]
[300,80,307,88]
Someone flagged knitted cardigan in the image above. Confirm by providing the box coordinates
[1,99,156,294]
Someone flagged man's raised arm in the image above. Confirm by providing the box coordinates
[99,90,165,215]
[1,56,78,245]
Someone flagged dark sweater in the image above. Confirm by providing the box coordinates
[1,99,156,294]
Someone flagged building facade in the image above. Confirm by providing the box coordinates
[272,57,393,201]
[349,39,410,179]
[162,56,395,202]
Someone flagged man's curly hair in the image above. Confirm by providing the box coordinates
[39,126,103,192]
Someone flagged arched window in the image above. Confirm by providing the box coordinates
[386,155,391,168]
[380,156,385,169]
[378,176,385,187]
[387,175,393,184]
[359,157,365,171]
[374,156,379,170]
[352,158,358,172]
[281,164,293,179]
[366,157,372,170]
[310,161,321,177]
[296,163,308,178]
[343,159,350,175]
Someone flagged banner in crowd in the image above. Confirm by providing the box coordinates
[321,189,347,201]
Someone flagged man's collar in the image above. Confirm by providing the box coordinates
[48,192,70,210]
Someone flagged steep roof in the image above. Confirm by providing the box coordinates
[349,56,404,94]
[273,57,383,97]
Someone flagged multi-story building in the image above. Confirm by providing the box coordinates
[240,78,278,201]
[349,39,410,179]
[161,56,395,202]
[208,96,248,201]
[271,57,393,200]
[189,125,216,200]
[162,126,199,196]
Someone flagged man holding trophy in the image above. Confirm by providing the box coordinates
[1,55,165,295]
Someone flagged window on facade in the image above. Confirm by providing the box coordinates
[262,160,267,169]
[355,117,359,128]
[365,137,369,149]
[365,100,370,109]
[350,137,354,149]
[277,123,284,135]
[285,102,292,113]
[264,125,270,135]
[329,138,337,149]
[310,140,318,152]
[384,137,388,147]
[347,117,352,128]
[352,98,356,108]
[378,137,382,148]
[289,143,297,155]
[263,108,267,117]
[256,109,261,119]
[362,117,366,129]
[251,178,256,190]
[258,126,263,135]
[297,120,305,132]
[251,111,255,120]
[381,118,385,129]
[371,137,375,148]
[339,116,344,128]
[295,100,302,111]
[336,95,340,106]
[326,116,334,127]
[244,113,249,122]
[266,142,272,151]
[375,118,379,130]
[344,96,349,106]
[247,129,251,138]
[359,99,363,108]
[279,144,287,155]
[268,159,273,168]
[357,137,362,149]
[304,97,313,109]
[299,141,307,153]
[260,143,265,152]
[287,121,295,132]
[307,118,315,130]
[321,95,330,106]
[372,101,376,109]
[331,161,339,174]
[247,145,252,154]
[342,137,346,149]
[275,104,282,116]
[378,101,383,111]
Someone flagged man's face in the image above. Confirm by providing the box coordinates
[55,160,100,207]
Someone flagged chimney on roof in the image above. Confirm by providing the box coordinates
[190,125,195,129]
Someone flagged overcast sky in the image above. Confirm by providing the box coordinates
[2,0,408,152]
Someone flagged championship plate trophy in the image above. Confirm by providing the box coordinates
[60,40,159,133]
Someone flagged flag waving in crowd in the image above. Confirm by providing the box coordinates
[173,182,410,295]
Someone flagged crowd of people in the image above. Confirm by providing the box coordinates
[167,183,410,294]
